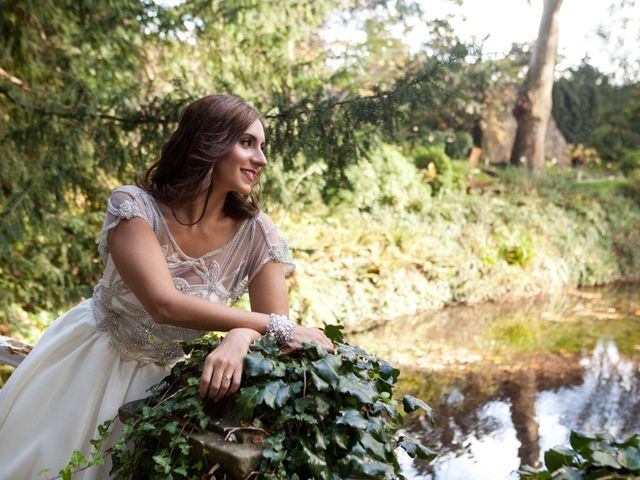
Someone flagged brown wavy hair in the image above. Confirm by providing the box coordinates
[139,94,265,222]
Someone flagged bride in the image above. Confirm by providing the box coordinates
[0,94,333,479]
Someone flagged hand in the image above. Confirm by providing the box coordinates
[291,325,334,352]
[199,328,258,401]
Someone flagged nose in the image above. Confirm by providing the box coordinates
[252,149,267,167]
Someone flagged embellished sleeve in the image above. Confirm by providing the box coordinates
[97,185,158,262]
[246,213,295,283]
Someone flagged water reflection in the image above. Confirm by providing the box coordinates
[349,284,640,480]
[402,338,640,479]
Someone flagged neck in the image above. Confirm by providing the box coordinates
[173,186,228,226]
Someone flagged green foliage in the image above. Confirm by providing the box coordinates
[42,419,114,480]
[552,62,602,145]
[553,62,640,162]
[334,142,431,212]
[282,162,640,328]
[105,335,221,479]
[409,129,473,160]
[497,229,533,268]
[411,145,453,193]
[0,0,470,320]
[620,149,640,175]
[445,131,474,160]
[236,337,436,479]
[87,332,435,479]
[519,431,640,479]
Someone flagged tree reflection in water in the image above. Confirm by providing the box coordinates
[401,338,640,480]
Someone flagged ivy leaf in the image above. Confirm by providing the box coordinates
[244,351,274,377]
[338,373,378,404]
[323,324,344,343]
[262,447,285,462]
[152,454,171,473]
[402,395,433,419]
[625,433,640,448]
[313,426,327,451]
[236,385,264,420]
[332,428,351,450]
[590,449,621,468]
[569,431,597,452]
[303,342,328,359]
[310,370,331,391]
[252,336,279,355]
[378,362,399,381]
[618,446,640,470]
[401,437,437,461]
[544,447,579,472]
[173,466,188,476]
[360,432,388,461]
[314,395,332,417]
[300,442,331,480]
[262,380,287,408]
[270,361,287,377]
[346,454,395,479]
[262,382,279,409]
[275,382,292,408]
[547,466,584,480]
[311,355,342,387]
[336,409,369,430]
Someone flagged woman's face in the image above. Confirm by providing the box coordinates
[214,119,267,196]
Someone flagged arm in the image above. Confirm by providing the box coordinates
[108,217,270,333]
[201,261,332,400]
[109,215,331,400]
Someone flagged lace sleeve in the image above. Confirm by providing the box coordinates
[247,213,295,283]
[97,185,158,262]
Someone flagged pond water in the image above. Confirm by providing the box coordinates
[348,283,640,480]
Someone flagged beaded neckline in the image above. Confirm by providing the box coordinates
[142,191,251,261]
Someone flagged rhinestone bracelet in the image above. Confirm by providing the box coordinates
[266,313,295,346]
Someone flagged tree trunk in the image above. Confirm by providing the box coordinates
[0,335,32,367]
[510,0,563,170]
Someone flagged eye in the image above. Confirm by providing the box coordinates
[240,138,252,147]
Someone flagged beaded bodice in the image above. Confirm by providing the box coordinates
[91,185,294,365]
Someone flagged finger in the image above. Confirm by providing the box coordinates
[199,355,216,398]
[207,366,225,400]
[227,365,243,395]
[214,372,233,401]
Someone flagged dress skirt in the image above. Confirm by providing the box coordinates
[0,299,170,479]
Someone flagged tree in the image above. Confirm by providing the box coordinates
[0,0,461,316]
[510,0,563,170]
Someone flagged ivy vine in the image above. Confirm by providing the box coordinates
[56,326,435,479]
[519,431,640,480]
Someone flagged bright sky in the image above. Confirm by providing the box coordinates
[412,0,638,80]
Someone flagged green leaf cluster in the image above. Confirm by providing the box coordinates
[85,330,434,479]
[519,431,640,480]
[107,335,223,479]
[233,334,435,479]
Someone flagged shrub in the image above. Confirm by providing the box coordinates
[335,143,431,212]
[409,129,473,160]
[444,131,473,160]
[620,149,640,175]
[412,145,453,193]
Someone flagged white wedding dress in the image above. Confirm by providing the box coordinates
[0,185,293,479]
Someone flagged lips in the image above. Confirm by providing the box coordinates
[241,168,256,182]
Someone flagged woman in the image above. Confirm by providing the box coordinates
[0,94,332,479]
